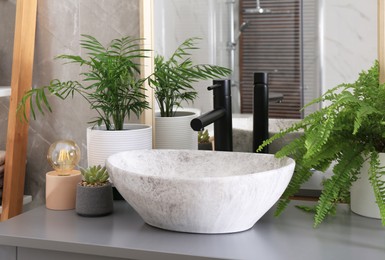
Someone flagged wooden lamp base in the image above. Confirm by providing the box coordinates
[46,170,82,210]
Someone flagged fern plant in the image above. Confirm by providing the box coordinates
[80,165,109,187]
[18,34,150,130]
[148,37,231,117]
[258,61,385,227]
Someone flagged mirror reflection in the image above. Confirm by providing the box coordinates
[0,0,16,149]
[0,0,15,87]
[154,0,376,118]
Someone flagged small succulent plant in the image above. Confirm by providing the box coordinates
[80,165,109,187]
[198,129,210,144]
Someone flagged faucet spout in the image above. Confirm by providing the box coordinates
[190,79,233,151]
[190,108,226,131]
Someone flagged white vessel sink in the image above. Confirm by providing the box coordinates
[106,150,295,234]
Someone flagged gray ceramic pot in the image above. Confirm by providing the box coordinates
[75,182,113,217]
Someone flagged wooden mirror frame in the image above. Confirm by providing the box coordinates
[379,0,385,84]
[140,0,155,140]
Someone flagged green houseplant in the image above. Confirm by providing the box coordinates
[19,35,153,166]
[76,165,113,216]
[19,34,149,130]
[148,37,231,149]
[259,61,385,227]
[149,37,231,117]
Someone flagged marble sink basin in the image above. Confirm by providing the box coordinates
[106,150,295,234]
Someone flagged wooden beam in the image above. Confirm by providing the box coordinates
[379,0,385,84]
[140,0,155,146]
[2,0,37,221]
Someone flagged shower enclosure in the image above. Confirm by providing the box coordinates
[154,0,321,118]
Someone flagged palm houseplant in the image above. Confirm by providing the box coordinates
[148,37,231,149]
[19,35,152,167]
[76,165,113,216]
[259,61,385,227]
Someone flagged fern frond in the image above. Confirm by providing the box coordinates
[314,148,364,227]
[304,113,335,159]
[301,83,348,110]
[295,205,317,213]
[275,136,306,158]
[302,139,343,172]
[368,152,385,225]
[275,163,313,216]
[353,104,381,134]
[257,120,307,153]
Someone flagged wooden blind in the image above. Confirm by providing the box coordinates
[240,0,302,118]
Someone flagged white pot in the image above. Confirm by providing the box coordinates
[351,152,385,219]
[87,124,152,167]
[155,109,200,150]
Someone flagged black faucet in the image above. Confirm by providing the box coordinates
[190,79,233,151]
[253,72,269,153]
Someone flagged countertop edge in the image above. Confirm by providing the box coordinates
[0,234,227,260]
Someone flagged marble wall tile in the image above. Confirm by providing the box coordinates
[0,0,141,209]
[79,0,140,45]
[322,0,377,91]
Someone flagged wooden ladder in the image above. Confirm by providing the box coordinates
[1,0,37,221]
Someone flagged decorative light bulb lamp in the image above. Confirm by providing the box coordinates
[46,140,82,210]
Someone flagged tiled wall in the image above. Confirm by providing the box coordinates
[322,0,377,92]
[0,0,140,208]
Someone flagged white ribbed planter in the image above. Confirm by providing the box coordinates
[155,109,200,150]
[87,124,152,167]
[351,152,385,219]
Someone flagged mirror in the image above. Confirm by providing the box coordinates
[0,0,16,148]
[153,0,320,118]
[0,0,15,88]
[152,0,377,118]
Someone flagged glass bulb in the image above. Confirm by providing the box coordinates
[47,140,81,173]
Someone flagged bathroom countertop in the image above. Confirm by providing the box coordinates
[0,200,383,260]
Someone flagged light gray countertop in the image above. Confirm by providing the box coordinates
[0,200,383,260]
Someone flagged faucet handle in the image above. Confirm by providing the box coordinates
[207,84,221,91]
